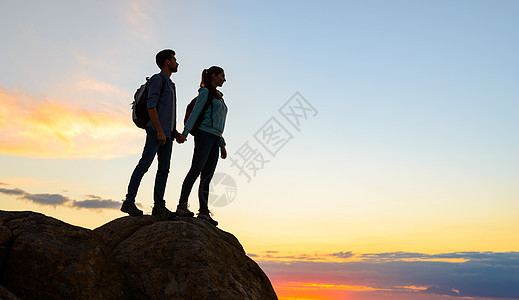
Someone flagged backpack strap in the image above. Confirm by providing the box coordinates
[194,89,213,128]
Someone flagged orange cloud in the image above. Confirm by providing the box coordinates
[0,89,142,159]
[298,283,389,292]
[395,285,428,291]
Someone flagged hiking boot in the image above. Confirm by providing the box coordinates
[197,211,218,226]
[176,202,194,217]
[152,206,177,221]
[121,201,143,216]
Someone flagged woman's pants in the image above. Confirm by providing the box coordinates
[179,130,220,212]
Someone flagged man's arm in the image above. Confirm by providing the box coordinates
[146,74,166,145]
[148,108,166,145]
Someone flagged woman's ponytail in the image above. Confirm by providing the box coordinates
[200,69,209,88]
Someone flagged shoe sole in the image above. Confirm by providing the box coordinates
[121,208,143,216]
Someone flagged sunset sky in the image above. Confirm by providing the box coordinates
[1,1,518,299]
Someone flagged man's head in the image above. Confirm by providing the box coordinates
[156,49,178,73]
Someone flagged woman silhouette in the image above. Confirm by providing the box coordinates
[176,66,228,226]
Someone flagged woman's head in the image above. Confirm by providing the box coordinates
[200,66,225,97]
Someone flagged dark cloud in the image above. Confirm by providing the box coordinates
[329,251,354,258]
[72,197,120,209]
[359,251,426,260]
[70,195,120,209]
[258,251,519,299]
[260,253,325,261]
[358,251,519,266]
[23,193,69,205]
[255,251,357,262]
[0,187,119,210]
[0,187,69,205]
[0,187,25,196]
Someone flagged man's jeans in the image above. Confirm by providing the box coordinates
[126,127,172,207]
[179,129,220,212]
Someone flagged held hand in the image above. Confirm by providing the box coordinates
[157,131,166,145]
[220,146,227,159]
[174,132,187,144]
[177,134,188,144]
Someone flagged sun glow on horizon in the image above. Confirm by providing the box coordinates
[272,280,429,300]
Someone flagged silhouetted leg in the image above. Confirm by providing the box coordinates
[179,130,213,205]
[126,128,160,203]
[153,137,173,207]
[199,141,219,212]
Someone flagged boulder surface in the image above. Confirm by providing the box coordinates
[0,211,127,299]
[0,210,277,300]
[95,215,277,299]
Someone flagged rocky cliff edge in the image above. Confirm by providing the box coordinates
[0,210,277,300]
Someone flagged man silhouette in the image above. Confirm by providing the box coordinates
[121,49,184,220]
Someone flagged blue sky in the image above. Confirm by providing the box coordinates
[1,1,518,298]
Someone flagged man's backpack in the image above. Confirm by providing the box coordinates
[183,92,214,135]
[131,76,166,129]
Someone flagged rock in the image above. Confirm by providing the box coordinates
[0,211,127,299]
[0,211,278,299]
[0,223,13,273]
[95,216,277,300]
[93,215,156,249]
[0,285,19,300]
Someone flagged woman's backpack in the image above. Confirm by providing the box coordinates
[183,92,214,135]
